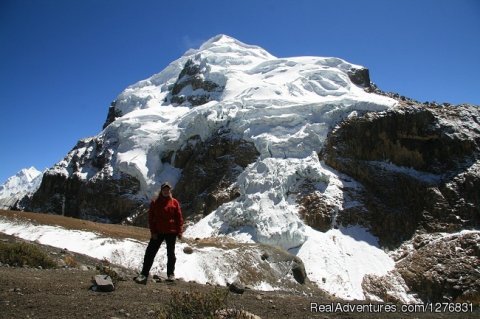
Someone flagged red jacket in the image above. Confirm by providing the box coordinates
[148,196,183,235]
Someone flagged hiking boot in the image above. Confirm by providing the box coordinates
[134,274,147,284]
[167,274,175,282]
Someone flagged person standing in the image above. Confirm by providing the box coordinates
[135,182,183,284]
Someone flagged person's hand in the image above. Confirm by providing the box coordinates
[177,233,183,240]
[151,233,158,240]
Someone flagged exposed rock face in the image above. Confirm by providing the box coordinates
[28,171,140,223]
[296,176,368,233]
[291,257,308,285]
[323,103,480,248]
[362,270,417,304]
[27,137,142,223]
[296,180,338,232]
[102,101,123,129]
[321,102,480,303]
[172,129,259,218]
[166,59,225,106]
[347,67,371,88]
[297,191,335,232]
[395,232,480,303]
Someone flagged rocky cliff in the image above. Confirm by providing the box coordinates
[321,100,480,302]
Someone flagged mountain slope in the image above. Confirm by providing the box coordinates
[1,35,479,304]
[0,167,42,210]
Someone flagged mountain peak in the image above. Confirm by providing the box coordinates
[17,166,41,181]
[0,166,43,205]
[195,34,275,61]
[200,34,236,46]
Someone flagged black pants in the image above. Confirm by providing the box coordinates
[141,233,177,277]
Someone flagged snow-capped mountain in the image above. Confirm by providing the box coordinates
[1,35,479,304]
[27,34,396,221]
[0,167,42,210]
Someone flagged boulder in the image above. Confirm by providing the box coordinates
[92,275,115,292]
[228,281,245,294]
[291,257,307,284]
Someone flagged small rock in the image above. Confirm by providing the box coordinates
[255,295,262,300]
[92,275,115,292]
[261,252,269,261]
[228,281,245,294]
[183,246,194,254]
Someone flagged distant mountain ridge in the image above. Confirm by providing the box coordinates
[0,167,42,210]
[1,35,479,304]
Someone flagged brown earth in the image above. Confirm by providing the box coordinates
[0,210,477,318]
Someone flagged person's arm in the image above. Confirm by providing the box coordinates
[176,200,184,239]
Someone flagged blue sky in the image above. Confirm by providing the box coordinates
[1,0,479,183]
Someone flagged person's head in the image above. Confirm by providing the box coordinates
[159,182,172,198]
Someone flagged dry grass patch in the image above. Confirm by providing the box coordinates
[0,210,150,241]
[0,241,56,269]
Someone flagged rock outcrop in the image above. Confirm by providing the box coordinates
[28,170,141,223]
[172,129,259,218]
[27,137,142,223]
[102,101,123,129]
[395,232,480,303]
[165,59,225,106]
[320,101,480,303]
[323,103,480,248]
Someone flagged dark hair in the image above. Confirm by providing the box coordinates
[157,187,172,200]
